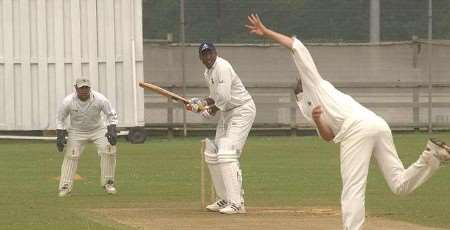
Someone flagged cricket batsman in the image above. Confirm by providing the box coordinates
[187,42,256,214]
[56,78,118,197]
[246,14,450,229]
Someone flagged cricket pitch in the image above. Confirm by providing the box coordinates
[90,205,444,230]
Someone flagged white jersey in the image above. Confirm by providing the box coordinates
[56,90,118,132]
[291,37,376,143]
[204,56,252,111]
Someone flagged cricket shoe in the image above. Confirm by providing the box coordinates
[206,199,228,212]
[219,203,246,214]
[58,184,71,197]
[104,180,117,194]
[427,138,450,163]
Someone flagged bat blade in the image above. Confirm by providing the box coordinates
[138,82,190,104]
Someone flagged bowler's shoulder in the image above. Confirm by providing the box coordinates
[291,37,306,52]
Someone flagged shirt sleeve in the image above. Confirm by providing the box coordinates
[296,99,321,137]
[56,97,70,130]
[101,98,118,126]
[290,37,323,87]
[211,65,232,110]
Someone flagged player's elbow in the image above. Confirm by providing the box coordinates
[216,95,231,107]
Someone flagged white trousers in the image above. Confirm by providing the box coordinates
[215,100,256,151]
[209,100,256,205]
[58,127,117,190]
[340,115,440,230]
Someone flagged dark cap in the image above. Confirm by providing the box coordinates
[199,42,215,54]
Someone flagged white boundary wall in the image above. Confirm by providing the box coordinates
[0,0,144,130]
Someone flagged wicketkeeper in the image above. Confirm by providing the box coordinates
[56,78,118,197]
[247,14,450,229]
[187,42,256,214]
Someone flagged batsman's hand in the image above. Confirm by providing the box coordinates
[56,129,66,152]
[187,97,207,113]
[200,108,213,119]
[106,124,117,145]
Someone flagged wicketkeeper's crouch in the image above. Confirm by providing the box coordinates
[187,42,256,214]
[56,78,118,197]
[247,14,450,230]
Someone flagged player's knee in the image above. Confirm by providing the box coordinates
[99,145,117,156]
[64,147,81,159]
[204,139,219,164]
[204,138,217,154]
[216,138,239,163]
[204,151,219,164]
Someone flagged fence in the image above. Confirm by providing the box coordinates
[142,40,450,136]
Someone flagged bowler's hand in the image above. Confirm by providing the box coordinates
[246,14,267,36]
[312,105,323,122]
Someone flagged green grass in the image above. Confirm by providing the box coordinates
[0,132,450,229]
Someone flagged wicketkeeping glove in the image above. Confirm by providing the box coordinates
[56,129,66,152]
[105,124,117,145]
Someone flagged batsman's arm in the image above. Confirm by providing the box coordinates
[204,98,219,115]
[210,70,232,111]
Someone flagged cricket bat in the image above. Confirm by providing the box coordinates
[138,81,190,104]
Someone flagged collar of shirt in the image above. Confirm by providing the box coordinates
[206,57,219,74]
[74,92,95,112]
[75,92,94,103]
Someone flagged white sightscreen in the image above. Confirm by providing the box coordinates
[0,0,144,130]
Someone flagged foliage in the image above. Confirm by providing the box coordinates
[142,0,449,43]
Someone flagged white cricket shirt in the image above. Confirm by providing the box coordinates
[56,90,118,132]
[203,56,252,111]
[291,37,376,143]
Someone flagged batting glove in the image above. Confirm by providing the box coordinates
[200,108,214,119]
[56,129,66,152]
[105,124,117,145]
[188,97,207,113]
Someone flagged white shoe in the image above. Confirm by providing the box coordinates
[58,184,71,197]
[219,203,247,214]
[104,180,117,194]
[428,138,450,162]
[206,199,228,212]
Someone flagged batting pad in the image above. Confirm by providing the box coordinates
[203,139,226,200]
[59,149,80,191]
[204,138,218,155]
[220,162,243,206]
[217,138,239,163]
[100,145,117,186]
[207,163,227,201]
